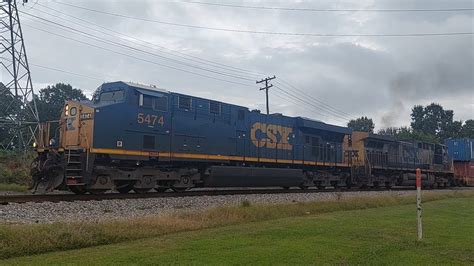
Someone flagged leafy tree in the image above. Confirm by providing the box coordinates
[410,103,464,141]
[0,82,21,120]
[91,86,102,103]
[460,119,474,138]
[36,83,88,122]
[0,83,12,147]
[410,105,425,133]
[445,120,463,139]
[0,83,37,148]
[409,130,440,143]
[378,126,439,143]
[347,116,374,133]
[1,82,88,148]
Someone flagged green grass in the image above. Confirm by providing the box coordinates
[1,191,473,264]
[0,151,33,186]
[3,196,473,265]
[0,183,28,192]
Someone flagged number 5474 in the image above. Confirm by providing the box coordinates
[137,113,164,126]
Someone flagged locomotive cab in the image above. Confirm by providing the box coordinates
[61,101,95,148]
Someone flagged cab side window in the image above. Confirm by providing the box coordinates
[142,95,153,109]
[139,93,168,112]
[99,90,124,103]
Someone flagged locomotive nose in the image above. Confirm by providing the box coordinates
[31,100,95,194]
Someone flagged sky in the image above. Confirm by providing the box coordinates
[14,0,474,129]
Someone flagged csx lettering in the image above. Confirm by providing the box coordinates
[137,113,164,127]
[250,122,293,150]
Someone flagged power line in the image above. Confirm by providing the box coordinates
[23,23,256,88]
[25,57,345,124]
[22,9,356,122]
[273,85,351,121]
[53,1,474,38]
[35,3,265,78]
[24,4,363,122]
[32,64,109,81]
[20,11,256,82]
[3,56,108,81]
[275,79,356,120]
[272,90,347,124]
[179,1,474,13]
[274,82,355,121]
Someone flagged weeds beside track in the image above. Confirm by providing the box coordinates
[1,190,473,260]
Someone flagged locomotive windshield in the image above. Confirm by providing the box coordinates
[99,90,124,103]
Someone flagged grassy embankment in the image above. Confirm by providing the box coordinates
[0,151,31,192]
[1,190,473,263]
[5,195,474,265]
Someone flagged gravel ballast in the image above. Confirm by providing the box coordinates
[0,189,466,224]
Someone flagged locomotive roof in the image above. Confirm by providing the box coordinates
[103,81,351,134]
[122,81,168,93]
[296,117,351,135]
[365,133,397,142]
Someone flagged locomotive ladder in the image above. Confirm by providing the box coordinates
[65,149,84,184]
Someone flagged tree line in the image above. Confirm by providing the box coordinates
[348,104,473,143]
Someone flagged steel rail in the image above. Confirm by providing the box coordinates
[0,187,419,204]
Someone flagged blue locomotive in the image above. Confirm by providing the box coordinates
[32,81,453,194]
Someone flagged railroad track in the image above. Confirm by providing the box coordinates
[0,187,418,204]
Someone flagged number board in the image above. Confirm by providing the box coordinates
[137,113,164,127]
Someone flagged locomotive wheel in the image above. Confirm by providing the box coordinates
[117,186,133,194]
[317,185,325,190]
[299,185,308,190]
[282,186,290,190]
[345,182,352,189]
[373,181,380,188]
[116,183,134,194]
[385,182,392,189]
[133,188,151,194]
[155,187,168,192]
[69,186,87,195]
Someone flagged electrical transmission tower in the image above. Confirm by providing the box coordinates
[1,0,39,150]
[256,75,276,115]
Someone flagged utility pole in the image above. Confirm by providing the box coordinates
[256,75,275,115]
[1,0,39,150]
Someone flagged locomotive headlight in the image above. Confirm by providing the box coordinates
[49,138,56,146]
[65,104,69,116]
[32,142,37,148]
